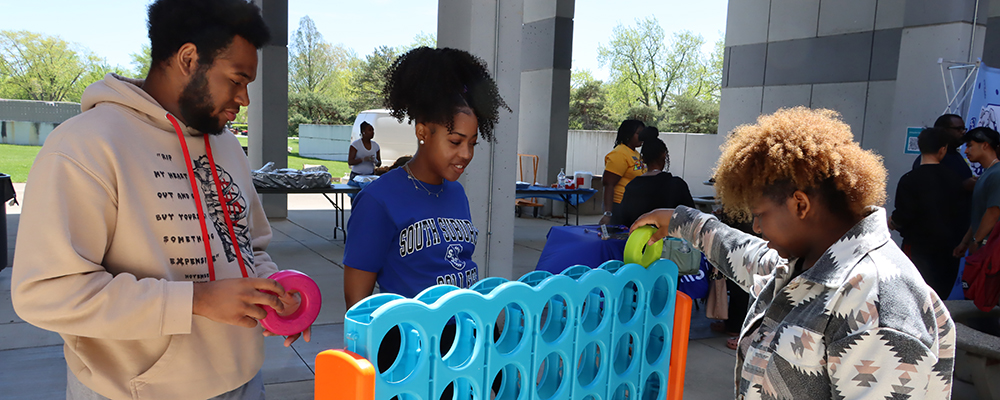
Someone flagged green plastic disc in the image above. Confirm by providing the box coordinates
[624,225,664,268]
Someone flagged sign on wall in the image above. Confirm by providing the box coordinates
[904,127,922,154]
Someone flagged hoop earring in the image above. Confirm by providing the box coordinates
[419,140,425,145]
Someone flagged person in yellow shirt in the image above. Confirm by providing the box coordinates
[600,119,646,225]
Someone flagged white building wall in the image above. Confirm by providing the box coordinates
[297,124,351,161]
[0,121,57,146]
[0,99,81,146]
[563,130,726,199]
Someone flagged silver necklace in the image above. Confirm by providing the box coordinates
[403,163,443,197]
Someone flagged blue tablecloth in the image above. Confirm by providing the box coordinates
[515,186,597,206]
[536,225,626,274]
[536,225,710,298]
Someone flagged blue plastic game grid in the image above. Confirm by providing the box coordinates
[343,258,679,399]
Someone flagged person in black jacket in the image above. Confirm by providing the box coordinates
[892,127,968,298]
[617,135,694,227]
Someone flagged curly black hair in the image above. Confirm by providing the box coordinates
[640,136,667,166]
[382,47,509,142]
[638,126,659,143]
[614,119,646,147]
[147,0,271,68]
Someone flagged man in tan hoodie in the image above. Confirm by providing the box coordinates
[11,0,309,399]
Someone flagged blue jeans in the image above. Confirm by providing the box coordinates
[347,172,361,187]
[66,368,265,400]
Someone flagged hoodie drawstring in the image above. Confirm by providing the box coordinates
[202,127,250,279]
[166,114,249,280]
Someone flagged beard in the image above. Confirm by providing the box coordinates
[178,68,225,135]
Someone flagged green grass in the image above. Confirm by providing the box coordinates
[0,144,40,183]
[1,138,349,183]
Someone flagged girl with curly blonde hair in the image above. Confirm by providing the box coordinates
[633,107,955,399]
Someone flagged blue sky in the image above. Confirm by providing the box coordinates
[1,0,727,82]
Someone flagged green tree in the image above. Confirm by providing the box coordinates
[666,95,719,134]
[397,31,436,53]
[683,38,724,103]
[569,69,614,130]
[597,18,706,112]
[0,30,95,102]
[338,32,436,117]
[71,59,130,99]
[289,16,348,94]
[324,43,357,99]
[0,75,14,98]
[235,106,248,124]
[598,17,663,111]
[287,91,353,136]
[286,16,359,136]
[596,17,722,133]
[129,44,152,79]
[625,104,667,128]
[348,45,397,112]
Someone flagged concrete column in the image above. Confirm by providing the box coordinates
[438,0,523,279]
[881,0,987,206]
[983,0,1000,66]
[518,0,574,189]
[249,0,288,218]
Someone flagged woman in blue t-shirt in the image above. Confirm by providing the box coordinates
[342,46,508,309]
[342,47,508,382]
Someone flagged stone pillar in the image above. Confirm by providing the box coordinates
[518,0,574,189]
[982,0,1000,67]
[249,0,289,218]
[438,0,523,279]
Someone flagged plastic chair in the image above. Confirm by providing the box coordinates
[516,153,543,217]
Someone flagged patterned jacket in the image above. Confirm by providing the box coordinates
[668,206,955,399]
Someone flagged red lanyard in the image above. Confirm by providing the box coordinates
[166,114,249,280]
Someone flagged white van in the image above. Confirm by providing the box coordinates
[351,109,417,166]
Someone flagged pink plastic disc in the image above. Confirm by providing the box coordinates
[260,270,322,336]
